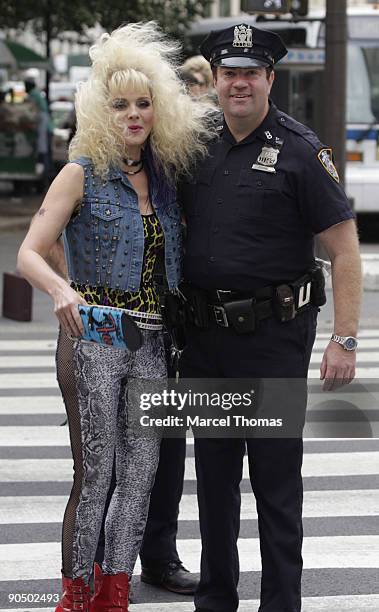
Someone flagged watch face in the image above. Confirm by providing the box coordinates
[344,337,357,350]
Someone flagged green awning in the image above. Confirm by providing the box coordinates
[0,39,51,70]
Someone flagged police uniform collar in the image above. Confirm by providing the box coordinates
[254,100,280,142]
[221,100,278,146]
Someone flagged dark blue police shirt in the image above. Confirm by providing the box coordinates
[179,102,354,291]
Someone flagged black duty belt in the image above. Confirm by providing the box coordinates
[181,267,326,334]
[204,286,274,304]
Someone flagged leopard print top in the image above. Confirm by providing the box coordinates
[71,213,164,314]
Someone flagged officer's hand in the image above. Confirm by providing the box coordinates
[320,341,356,391]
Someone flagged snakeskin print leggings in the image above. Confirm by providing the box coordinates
[56,328,166,582]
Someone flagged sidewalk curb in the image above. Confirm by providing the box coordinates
[0,216,32,232]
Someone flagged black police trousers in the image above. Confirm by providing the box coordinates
[180,308,317,612]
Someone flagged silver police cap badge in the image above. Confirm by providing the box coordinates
[233,25,253,48]
[252,145,279,173]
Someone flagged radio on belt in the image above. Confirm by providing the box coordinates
[274,284,296,322]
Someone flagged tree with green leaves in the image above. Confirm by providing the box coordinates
[0,0,211,98]
[0,0,212,46]
[93,0,212,45]
[0,1,97,41]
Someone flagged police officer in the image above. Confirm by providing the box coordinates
[178,24,362,612]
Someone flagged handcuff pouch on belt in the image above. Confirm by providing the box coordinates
[223,299,256,333]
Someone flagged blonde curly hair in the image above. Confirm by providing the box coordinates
[69,22,215,178]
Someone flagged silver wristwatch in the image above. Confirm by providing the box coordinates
[331,334,358,351]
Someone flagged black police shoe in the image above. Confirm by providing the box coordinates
[141,560,199,594]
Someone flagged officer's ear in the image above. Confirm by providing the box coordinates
[212,66,218,86]
[267,68,275,93]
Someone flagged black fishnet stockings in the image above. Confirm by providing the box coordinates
[55,329,83,578]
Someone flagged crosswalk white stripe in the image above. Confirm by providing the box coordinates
[3,596,379,612]
[132,595,379,612]
[1,347,379,370]
[2,351,377,367]
[1,423,377,445]
[316,330,379,338]
[0,427,68,447]
[1,395,378,417]
[3,367,379,388]
[0,373,58,389]
[308,368,379,377]
[0,332,376,353]
[0,344,359,363]
[1,451,378,481]
[134,595,379,612]
[310,352,379,363]
[1,535,378,582]
[304,424,379,437]
[307,392,379,408]
[0,397,64,415]
[0,341,57,351]
[1,489,378,524]
[1,352,379,373]
[313,338,379,349]
[0,356,55,368]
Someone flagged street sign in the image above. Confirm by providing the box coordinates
[241,0,290,14]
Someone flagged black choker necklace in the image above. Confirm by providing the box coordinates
[123,157,142,166]
[122,159,144,175]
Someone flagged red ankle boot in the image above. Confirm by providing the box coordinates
[55,574,90,612]
[91,563,129,612]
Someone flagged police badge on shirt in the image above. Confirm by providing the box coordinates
[317,148,340,183]
[252,131,284,174]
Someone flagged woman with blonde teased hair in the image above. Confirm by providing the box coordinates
[18,22,214,612]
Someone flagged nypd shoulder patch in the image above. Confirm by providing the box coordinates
[317,148,340,183]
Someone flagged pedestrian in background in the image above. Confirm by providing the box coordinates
[182,54,214,96]
[17,21,213,612]
[178,67,203,98]
[24,77,53,184]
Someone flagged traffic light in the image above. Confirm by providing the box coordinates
[290,0,308,17]
[240,0,308,16]
[241,1,290,14]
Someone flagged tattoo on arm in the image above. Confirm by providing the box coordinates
[38,208,46,216]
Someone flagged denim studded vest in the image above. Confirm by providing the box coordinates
[63,154,182,292]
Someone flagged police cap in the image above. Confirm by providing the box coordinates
[200,24,287,69]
